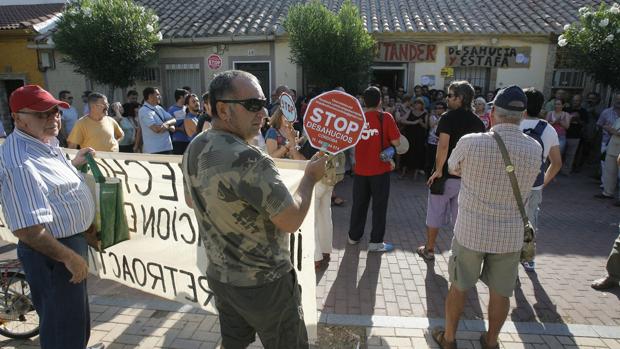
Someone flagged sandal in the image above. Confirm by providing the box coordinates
[479,333,499,349]
[417,245,435,261]
[431,327,457,349]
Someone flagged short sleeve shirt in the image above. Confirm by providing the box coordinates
[139,102,174,153]
[354,110,401,176]
[0,130,95,238]
[435,108,486,178]
[182,129,295,287]
[67,116,123,152]
[265,127,287,147]
[448,124,541,253]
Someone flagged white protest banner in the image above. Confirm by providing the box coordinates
[279,92,297,122]
[0,150,318,343]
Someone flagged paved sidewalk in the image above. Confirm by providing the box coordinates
[319,171,619,325]
[1,171,619,348]
[2,295,620,348]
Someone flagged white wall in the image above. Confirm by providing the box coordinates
[274,40,298,92]
[410,38,549,91]
[45,57,89,114]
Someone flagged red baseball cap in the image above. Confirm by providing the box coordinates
[9,85,69,112]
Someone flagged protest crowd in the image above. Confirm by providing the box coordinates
[1,69,620,349]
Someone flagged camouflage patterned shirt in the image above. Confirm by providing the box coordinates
[182,129,295,286]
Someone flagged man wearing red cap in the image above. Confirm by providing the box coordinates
[0,85,104,349]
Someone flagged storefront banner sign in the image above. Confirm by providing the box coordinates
[446,46,531,68]
[279,92,297,122]
[375,42,437,62]
[303,90,366,154]
[0,150,319,343]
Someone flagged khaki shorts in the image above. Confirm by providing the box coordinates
[448,238,520,298]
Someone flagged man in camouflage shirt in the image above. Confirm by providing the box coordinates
[182,70,326,349]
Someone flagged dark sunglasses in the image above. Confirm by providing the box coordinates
[18,106,60,119]
[218,98,267,112]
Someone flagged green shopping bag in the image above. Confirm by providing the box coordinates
[84,153,130,250]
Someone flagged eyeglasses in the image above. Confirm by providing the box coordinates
[18,107,60,119]
[218,98,267,112]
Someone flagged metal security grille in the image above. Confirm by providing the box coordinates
[163,64,201,106]
[552,69,586,89]
[446,67,490,93]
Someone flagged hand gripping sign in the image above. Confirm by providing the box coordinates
[279,92,297,122]
[303,90,366,154]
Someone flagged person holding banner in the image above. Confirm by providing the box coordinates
[182,70,327,349]
[348,86,402,252]
[1,85,103,349]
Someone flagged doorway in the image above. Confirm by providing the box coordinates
[370,65,407,96]
[0,79,25,134]
[233,61,271,103]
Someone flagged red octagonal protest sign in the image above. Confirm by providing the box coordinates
[303,90,366,155]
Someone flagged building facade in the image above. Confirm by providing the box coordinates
[21,0,613,110]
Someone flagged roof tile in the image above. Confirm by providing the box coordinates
[132,0,611,39]
[0,3,64,31]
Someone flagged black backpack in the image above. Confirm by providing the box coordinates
[522,120,547,187]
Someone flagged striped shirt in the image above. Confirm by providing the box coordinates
[448,123,541,254]
[0,129,95,238]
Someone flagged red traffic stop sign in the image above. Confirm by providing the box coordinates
[303,90,365,154]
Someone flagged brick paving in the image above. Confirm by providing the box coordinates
[1,170,619,348]
[319,171,620,325]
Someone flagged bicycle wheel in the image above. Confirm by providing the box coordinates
[0,272,39,339]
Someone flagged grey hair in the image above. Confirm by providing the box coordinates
[87,92,107,106]
[209,70,259,118]
[493,105,524,124]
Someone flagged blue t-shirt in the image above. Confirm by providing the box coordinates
[265,127,287,147]
[168,105,189,143]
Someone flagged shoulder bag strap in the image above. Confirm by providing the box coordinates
[491,132,529,227]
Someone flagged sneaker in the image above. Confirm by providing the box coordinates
[521,260,535,272]
[368,242,394,252]
[348,237,360,245]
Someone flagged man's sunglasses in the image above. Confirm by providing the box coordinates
[218,98,267,112]
[18,106,60,119]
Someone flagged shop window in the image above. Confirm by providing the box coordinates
[552,47,585,89]
[446,67,490,93]
[139,67,160,83]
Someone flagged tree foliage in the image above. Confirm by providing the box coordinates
[54,0,161,88]
[284,0,375,93]
[560,3,620,89]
